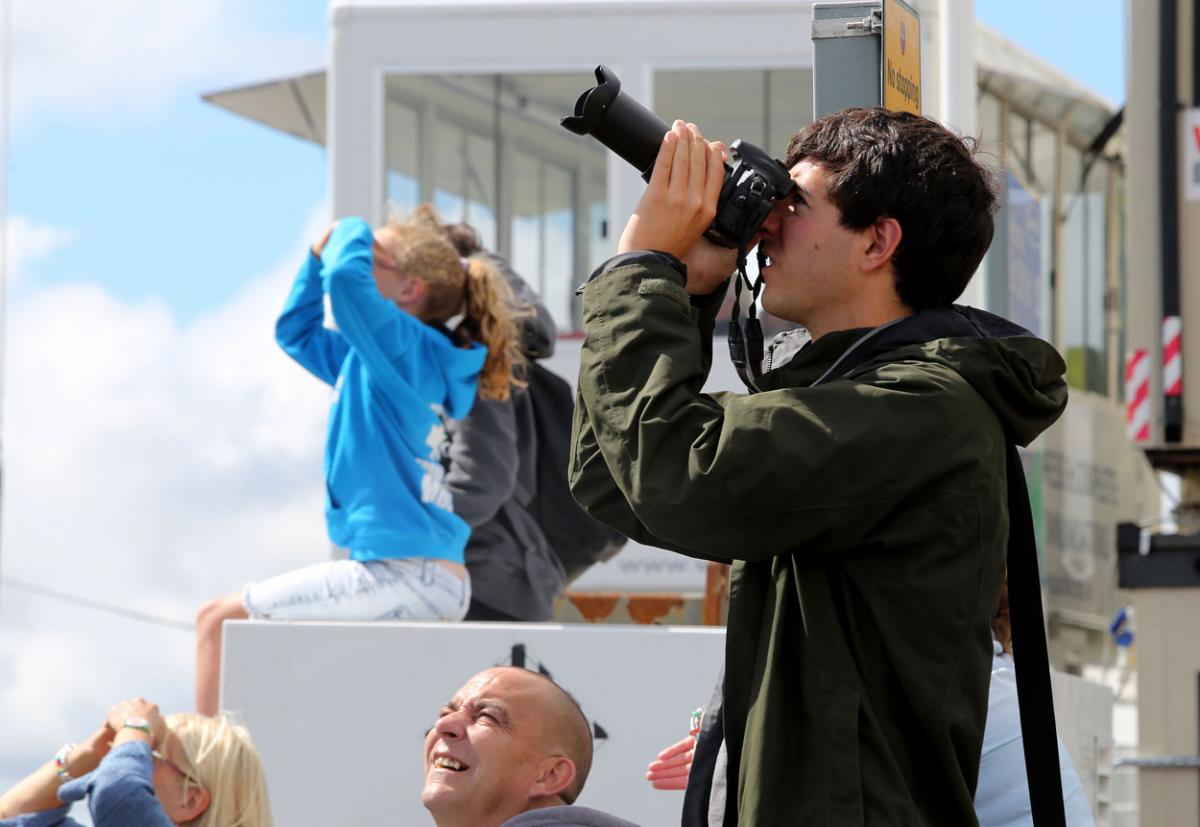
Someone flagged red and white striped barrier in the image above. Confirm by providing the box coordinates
[1163,315,1183,397]
[1126,348,1151,442]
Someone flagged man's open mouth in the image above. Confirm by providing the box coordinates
[433,756,469,772]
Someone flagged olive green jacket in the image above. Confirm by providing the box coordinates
[569,254,1068,826]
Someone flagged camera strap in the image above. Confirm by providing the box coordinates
[727,247,765,391]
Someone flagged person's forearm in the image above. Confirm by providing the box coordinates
[0,738,104,817]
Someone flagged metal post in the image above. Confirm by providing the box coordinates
[1161,0,1183,443]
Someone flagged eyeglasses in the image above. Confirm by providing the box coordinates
[152,749,200,787]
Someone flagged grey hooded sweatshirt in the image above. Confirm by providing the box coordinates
[445,252,565,621]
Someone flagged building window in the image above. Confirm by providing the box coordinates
[1062,146,1110,396]
[381,72,605,332]
[653,68,813,337]
[385,98,420,216]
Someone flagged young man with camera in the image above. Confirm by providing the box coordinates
[569,111,1068,824]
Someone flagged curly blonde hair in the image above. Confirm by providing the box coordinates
[166,712,273,827]
[379,205,522,400]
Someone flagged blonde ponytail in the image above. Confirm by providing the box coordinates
[379,205,526,400]
[459,257,524,401]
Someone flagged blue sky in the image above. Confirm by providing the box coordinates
[7,0,328,320]
[0,0,1127,796]
[5,0,1126,324]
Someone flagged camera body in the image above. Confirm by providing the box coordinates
[561,65,795,250]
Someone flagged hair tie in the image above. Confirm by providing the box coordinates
[460,257,471,273]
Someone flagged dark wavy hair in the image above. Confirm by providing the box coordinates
[785,108,998,310]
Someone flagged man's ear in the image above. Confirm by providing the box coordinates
[529,756,577,801]
[177,785,212,824]
[860,217,902,273]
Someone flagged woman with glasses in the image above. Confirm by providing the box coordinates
[0,697,273,826]
[195,206,524,715]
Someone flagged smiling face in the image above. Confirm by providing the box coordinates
[756,159,872,334]
[421,668,579,827]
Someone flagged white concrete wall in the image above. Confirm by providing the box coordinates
[222,620,1114,825]
[222,620,726,826]
[1051,669,1115,826]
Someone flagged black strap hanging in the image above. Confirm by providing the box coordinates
[727,246,765,391]
[765,308,1069,825]
[1005,443,1067,826]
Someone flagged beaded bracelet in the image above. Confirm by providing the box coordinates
[53,743,77,781]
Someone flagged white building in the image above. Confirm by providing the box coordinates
[207,3,1138,822]
[209,0,1142,660]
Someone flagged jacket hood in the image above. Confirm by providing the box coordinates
[904,308,1067,447]
[430,332,487,419]
[768,306,1068,447]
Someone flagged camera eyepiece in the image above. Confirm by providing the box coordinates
[561,66,794,249]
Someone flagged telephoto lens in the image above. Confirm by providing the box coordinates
[560,65,670,182]
[561,65,795,250]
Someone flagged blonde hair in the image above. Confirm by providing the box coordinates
[166,712,273,827]
[380,205,523,401]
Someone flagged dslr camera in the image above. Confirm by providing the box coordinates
[561,65,795,251]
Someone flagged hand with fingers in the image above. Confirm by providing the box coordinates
[312,223,337,258]
[618,121,737,295]
[105,698,168,749]
[646,735,696,791]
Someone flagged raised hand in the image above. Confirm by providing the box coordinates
[645,735,696,791]
[618,121,726,262]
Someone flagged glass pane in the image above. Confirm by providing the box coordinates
[509,151,543,295]
[433,119,497,251]
[994,170,1051,340]
[1062,146,1110,395]
[543,164,575,330]
[384,98,420,216]
[977,91,1004,168]
[382,71,603,332]
[654,69,814,338]
[1007,111,1057,198]
[654,69,812,162]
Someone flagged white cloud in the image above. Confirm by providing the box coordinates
[3,216,76,286]
[0,204,334,790]
[9,0,323,126]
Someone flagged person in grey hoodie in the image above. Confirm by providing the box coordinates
[440,224,567,622]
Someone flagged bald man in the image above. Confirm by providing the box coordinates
[422,667,639,827]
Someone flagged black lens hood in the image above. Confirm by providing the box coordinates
[561,65,671,181]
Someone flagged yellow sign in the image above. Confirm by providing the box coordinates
[883,0,922,114]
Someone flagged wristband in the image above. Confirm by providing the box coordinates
[121,716,153,737]
[53,743,77,781]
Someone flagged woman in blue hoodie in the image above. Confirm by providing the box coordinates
[195,206,522,714]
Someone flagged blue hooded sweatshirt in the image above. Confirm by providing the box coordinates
[275,218,486,562]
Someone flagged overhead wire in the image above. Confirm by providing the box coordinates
[0,576,193,632]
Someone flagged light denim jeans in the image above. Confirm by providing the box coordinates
[243,557,470,622]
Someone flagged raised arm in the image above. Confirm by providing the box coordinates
[274,224,350,387]
[572,123,998,563]
[0,726,111,823]
[320,218,425,389]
